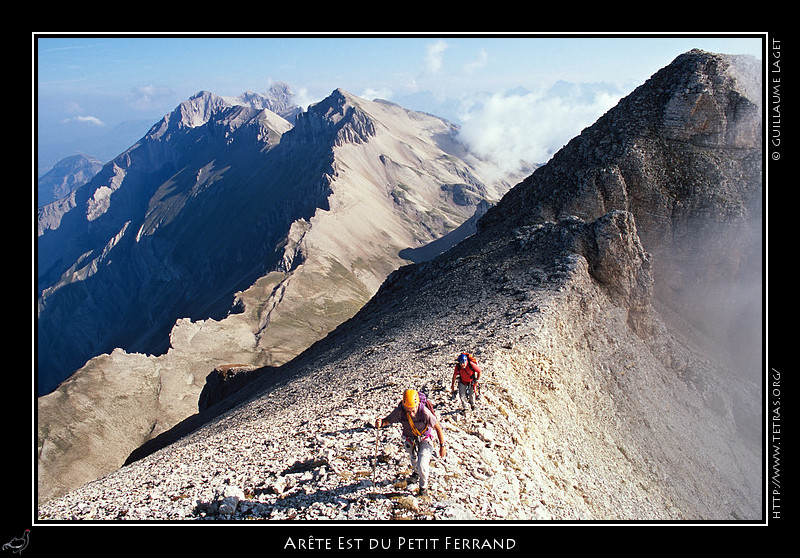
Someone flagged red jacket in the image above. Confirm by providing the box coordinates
[453,361,481,384]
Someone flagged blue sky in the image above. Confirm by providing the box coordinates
[35,33,764,172]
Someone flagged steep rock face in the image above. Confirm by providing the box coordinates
[36,91,297,395]
[479,49,762,378]
[36,88,523,504]
[38,49,762,523]
[291,88,377,146]
[513,211,654,335]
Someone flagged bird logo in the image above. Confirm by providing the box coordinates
[2,530,29,554]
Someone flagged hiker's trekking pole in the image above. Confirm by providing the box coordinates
[372,420,380,486]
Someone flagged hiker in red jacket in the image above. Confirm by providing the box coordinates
[451,353,481,411]
[375,389,446,497]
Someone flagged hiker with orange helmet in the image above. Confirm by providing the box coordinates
[375,389,446,497]
[451,352,481,411]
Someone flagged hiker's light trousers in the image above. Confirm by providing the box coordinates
[457,381,475,410]
[405,438,435,489]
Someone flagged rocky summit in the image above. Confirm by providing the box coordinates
[37,49,762,528]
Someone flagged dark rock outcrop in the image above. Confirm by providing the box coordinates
[197,364,260,412]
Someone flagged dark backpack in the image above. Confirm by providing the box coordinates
[419,391,435,415]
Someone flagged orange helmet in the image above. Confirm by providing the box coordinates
[402,389,419,411]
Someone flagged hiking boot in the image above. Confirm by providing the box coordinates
[419,487,429,497]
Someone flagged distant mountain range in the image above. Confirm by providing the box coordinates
[36,83,528,502]
[37,84,524,396]
[37,153,103,207]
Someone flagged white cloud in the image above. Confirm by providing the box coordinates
[360,86,393,101]
[126,84,174,111]
[424,40,449,73]
[456,85,622,171]
[293,87,315,110]
[61,115,105,126]
[464,49,489,72]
